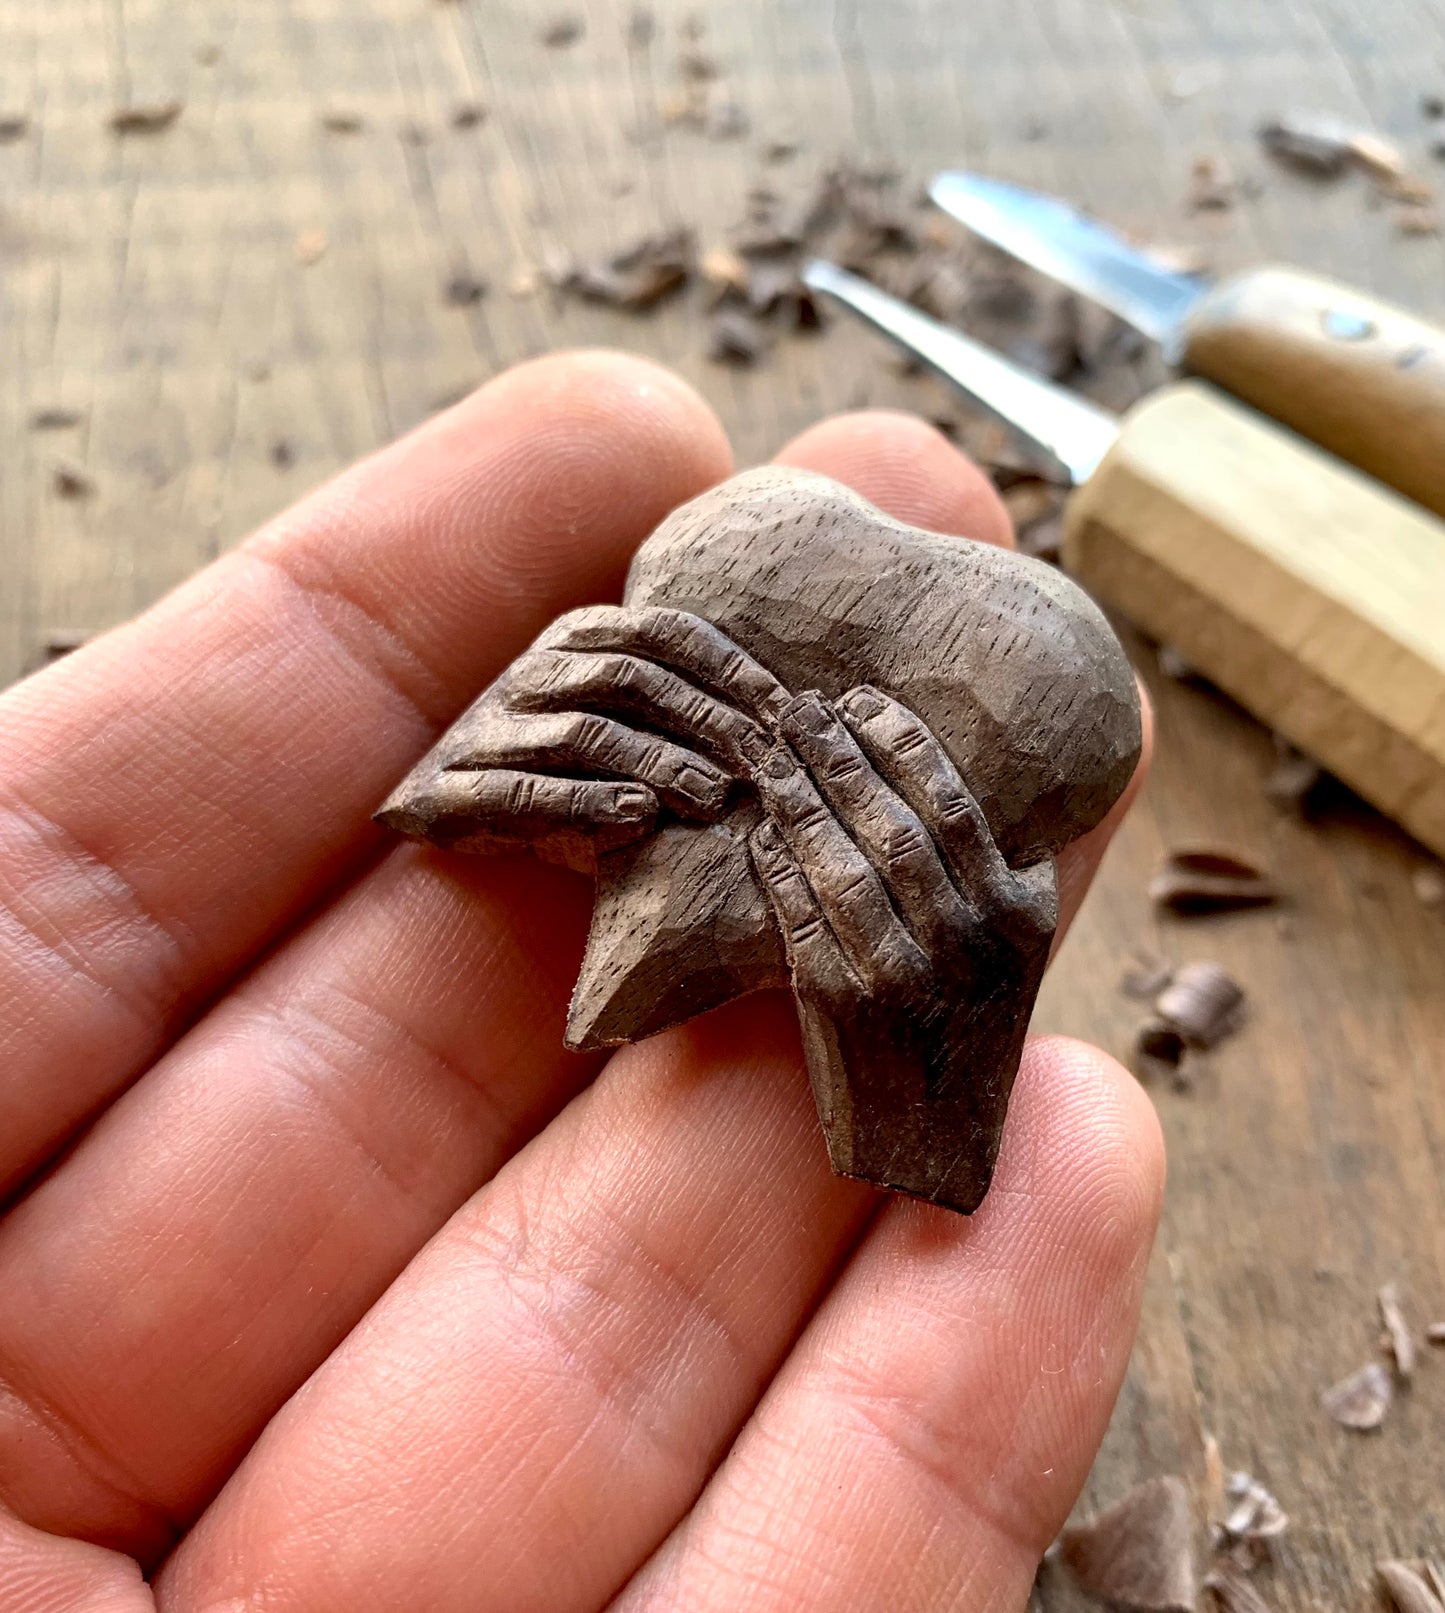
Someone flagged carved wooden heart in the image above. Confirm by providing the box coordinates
[567,466,1140,1049]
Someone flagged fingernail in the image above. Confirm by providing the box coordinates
[616,786,652,819]
[762,745,798,780]
[753,818,782,852]
[673,764,729,811]
[841,685,885,720]
[781,691,833,736]
[737,723,771,765]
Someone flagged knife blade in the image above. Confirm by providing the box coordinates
[804,256,1445,859]
[930,170,1445,522]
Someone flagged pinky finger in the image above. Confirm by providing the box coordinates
[376,768,657,871]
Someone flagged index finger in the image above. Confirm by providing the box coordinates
[0,352,732,1196]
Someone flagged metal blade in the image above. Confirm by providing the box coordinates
[802,259,1118,487]
[930,172,1207,346]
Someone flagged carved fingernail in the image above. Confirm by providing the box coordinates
[841,686,884,720]
[616,786,652,818]
[674,765,729,809]
[737,723,771,765]
[753,818,783,853]
[763,746,798,780]
[782,691,833,736]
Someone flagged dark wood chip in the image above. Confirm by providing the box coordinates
[1158,645,1205,683]
[1153,961,1246,1049]
[1150,850,1279,914]
[1135,1020,1189,1081]
[1258,113,1354,176]
[29,406,83,430]
[109,100,183,135]
[678,48,720,81]
[51,460,95,499]
[562,229,692,312]
[1378,1281,1417,1379]
[443,273,488,307]
[320,107,364,134]
[1187,154,1237,213]
[1205,1566,1273,1613]
[1263,733,1323,810]
[1057,1476,1196,1613]
[1220,1470,1288,1545]
[0,113,29,143]
[1423,94,1445,119]
[1321,1359,1392,1430]
[269,439,295,470]
[762,138,799,163]
[37,628,91,663]
[707,308,769,365]
[627,6,655,46]
[1122,957,1175,1001]
[1378,1562,1445,1613]
[539,13,584,47]
[451,101,487,130]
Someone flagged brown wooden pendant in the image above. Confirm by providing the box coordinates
[378,468,1141,1213]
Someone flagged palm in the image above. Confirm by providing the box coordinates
[0,355,1161,1613]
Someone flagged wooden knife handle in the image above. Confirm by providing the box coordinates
[1181,265,1445,519]
[1061,381,1445,858]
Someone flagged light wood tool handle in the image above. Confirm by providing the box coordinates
[1062,381,1445,858]
[1182,265,1445,520]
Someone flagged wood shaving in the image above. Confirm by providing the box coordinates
[1321,1359,1392,1430]
[269,439,295,470]
[51,460,94,499]
[0,114,29,143]
[295,227,329,266]
[320,107,364,134]
[763,138,799,164]
[699,247,750,303]
[539,13,584,47]
[1378,1281,1416,1379]
[1150,850,1279,914]
[1378,1562,1445,1613]
[561,229,692,311]
[1220,1470,1288,1546]
[1259,114,1355,177]
[1153,961,1247,1049]
[451,102,487,130]
[1057,1476,1196,1613]
[29,407,82,430]
[1205,1565,1273,1613]
[1187,154,1236,212]
[1122,957,1175,1002]
[1263,733,1322,810]
[707,308,770,365]
[443,273,488,307]
[1350,130,1409,182]
[678,48,720,81]
[627,8,655,47]
[109,100,183,135]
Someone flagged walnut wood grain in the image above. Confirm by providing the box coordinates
[382,467,1141,1211]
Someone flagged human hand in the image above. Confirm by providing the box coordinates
[751,684,1059,1210]
[0,353,1161,1613]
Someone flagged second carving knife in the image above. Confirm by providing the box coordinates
[930,172,1445,522]
[803,258,1445,859]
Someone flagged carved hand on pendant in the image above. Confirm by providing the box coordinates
[749,687,1059,1202]
[378,605,789,872]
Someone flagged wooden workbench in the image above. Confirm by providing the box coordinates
[2,0,1442,1604]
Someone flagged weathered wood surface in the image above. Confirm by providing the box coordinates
[2,0,1443,1603]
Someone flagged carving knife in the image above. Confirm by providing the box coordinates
[803,258,1445,858]
[930,171,1445,521]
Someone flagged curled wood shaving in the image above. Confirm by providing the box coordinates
[1259,114,1355,176]
[109,100,183,135]
[1150,850,1279,915]
[1221,1470,1288,1546]
[1121,958,1174,1000]
[1153,961,1246,1049]
[707,308,769,365]
[1378,1281,1417,1379]
[561,228,692,311]
[1378,1561,1445,1613]
[1321,1359,1392,1430]
[1350,130,1408,182]
[1057,1476,1196,1613]
[1205,1565,1273,1613]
